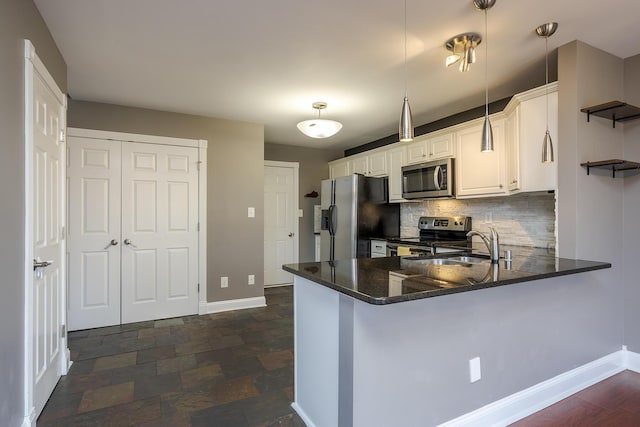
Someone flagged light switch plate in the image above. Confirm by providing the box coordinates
[248,207,255,218]
[248,274,255,285]
[469,357,481,383]
[221,276,228,288]
[298,209,303,218]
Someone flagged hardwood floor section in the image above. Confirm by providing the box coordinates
[511,370,640,426]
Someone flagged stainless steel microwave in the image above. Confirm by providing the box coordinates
[402,158,455,199]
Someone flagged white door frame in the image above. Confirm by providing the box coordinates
[66,128,209,315]
[264,160,300,284]
[23,40,69,427]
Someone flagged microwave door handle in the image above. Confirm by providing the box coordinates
[433,165,442,190]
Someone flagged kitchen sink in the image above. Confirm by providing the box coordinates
[446,255,490,264]
[404,257,471,266]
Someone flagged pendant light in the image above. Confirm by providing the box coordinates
[536,22,558,163]
[297,102,343,139]
[473,0,496,152]
[399,0,414,142]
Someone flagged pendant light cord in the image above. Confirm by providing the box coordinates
[545,35,549,132]
[484,8,489,118]
[404,0,408,98]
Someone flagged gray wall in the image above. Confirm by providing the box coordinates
[0,1,66,425]
[557,40,624,345]
[264,143,342,262]
[68,101,265,302]
[623,54,640,352]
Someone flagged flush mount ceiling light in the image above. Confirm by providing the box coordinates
[399,0,414,142]
[296,102,343,139]
[536,22,558,163]
[445,33,482,73]
[474,0,496,153]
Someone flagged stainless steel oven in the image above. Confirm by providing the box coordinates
[402,158,454,199]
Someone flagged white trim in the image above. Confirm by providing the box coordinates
[198,140,208,314]
[202,296,266,314]
[291,402,316,427]
[67,127,201,148]
[504,82,558,115]
[21,408,36,427]
[264,160,300,168]
[438,348,640,427]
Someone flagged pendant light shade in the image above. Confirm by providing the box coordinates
[474,0,496,152]
[297,102,342,139]
[536,22,558,163]
[399,0,414,142]
[399,96,414,142]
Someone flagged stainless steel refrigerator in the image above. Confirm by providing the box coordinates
[320,174,399,261]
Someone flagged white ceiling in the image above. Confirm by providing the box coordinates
[35,0,640,152]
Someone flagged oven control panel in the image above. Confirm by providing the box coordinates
[418,216,472,232]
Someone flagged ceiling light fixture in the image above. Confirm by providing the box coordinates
[445,33,482,73]
[536,22,558,163]
[474,0,496,153]
[399,0,414,142]
[297,102,343,139]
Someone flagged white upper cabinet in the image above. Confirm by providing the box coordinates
[387,145,406,203]
[456,117,507,198]
[405,132,455,165]
[329,158,350,178]
[504,83,558,193]
[347,150,388,177]
[350,155,368,175]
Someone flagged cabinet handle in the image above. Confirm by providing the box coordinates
[499,184,503,188]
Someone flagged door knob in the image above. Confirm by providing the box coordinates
[33,259,53,271]
[124,239,137,248]
[289,232,295,237]
[104,239,119,249]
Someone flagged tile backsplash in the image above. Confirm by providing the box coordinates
[400,192,556,249]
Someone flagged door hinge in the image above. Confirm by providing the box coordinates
[59,129,65,143]
[197,222,200,232]
[61,324,66,336]
[61,226,66,240]
[196,161,202,171]
[197,283,200,292]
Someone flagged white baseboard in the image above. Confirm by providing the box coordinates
[439,348,640,427]
[291,402,316,427]
[201,296,266,314]
[21,407,35,427]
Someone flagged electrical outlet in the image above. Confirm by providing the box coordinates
[484,212,493,224]
[248,274,255,285]
[469,357,481,383]
[221,276,228,288]
[248,207,255,218]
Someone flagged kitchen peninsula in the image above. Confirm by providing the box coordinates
[283,251,611,427]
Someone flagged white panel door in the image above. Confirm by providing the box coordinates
[264,165,296,286]
[67,137,122,331]
[32,69,65,417]
[121,143,199,323]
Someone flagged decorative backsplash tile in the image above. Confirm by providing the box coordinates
[400,192,556,249]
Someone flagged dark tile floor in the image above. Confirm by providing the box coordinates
[38,286,305,427]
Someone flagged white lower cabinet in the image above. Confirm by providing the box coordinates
[456,117,507,198]
[370,239,387,257]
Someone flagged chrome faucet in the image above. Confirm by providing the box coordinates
[466,227,500,264]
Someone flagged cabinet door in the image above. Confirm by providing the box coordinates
[329,159,350,178]
[368,151,388,176]
[406,140,428,164]
[506,108,521,191]
[456,119,507,197]
[387,146,406,202]
[350,156,368,175]
[429,133,455,160]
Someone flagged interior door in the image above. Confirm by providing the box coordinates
[264,164,297,286]
[120,142,199,323]
[67,137,122,330]
[32,66,65,417]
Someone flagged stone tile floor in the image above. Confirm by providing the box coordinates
[38,286,306,427]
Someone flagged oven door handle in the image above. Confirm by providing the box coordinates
[433,165,443,191]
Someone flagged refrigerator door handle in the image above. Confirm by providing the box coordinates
[328,204,337,235]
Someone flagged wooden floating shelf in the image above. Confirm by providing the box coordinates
[580,101,640,128]
[580,159,640,178]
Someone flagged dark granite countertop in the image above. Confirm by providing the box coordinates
[282,248,610,305]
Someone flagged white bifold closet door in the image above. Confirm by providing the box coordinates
[67,137,199,331]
